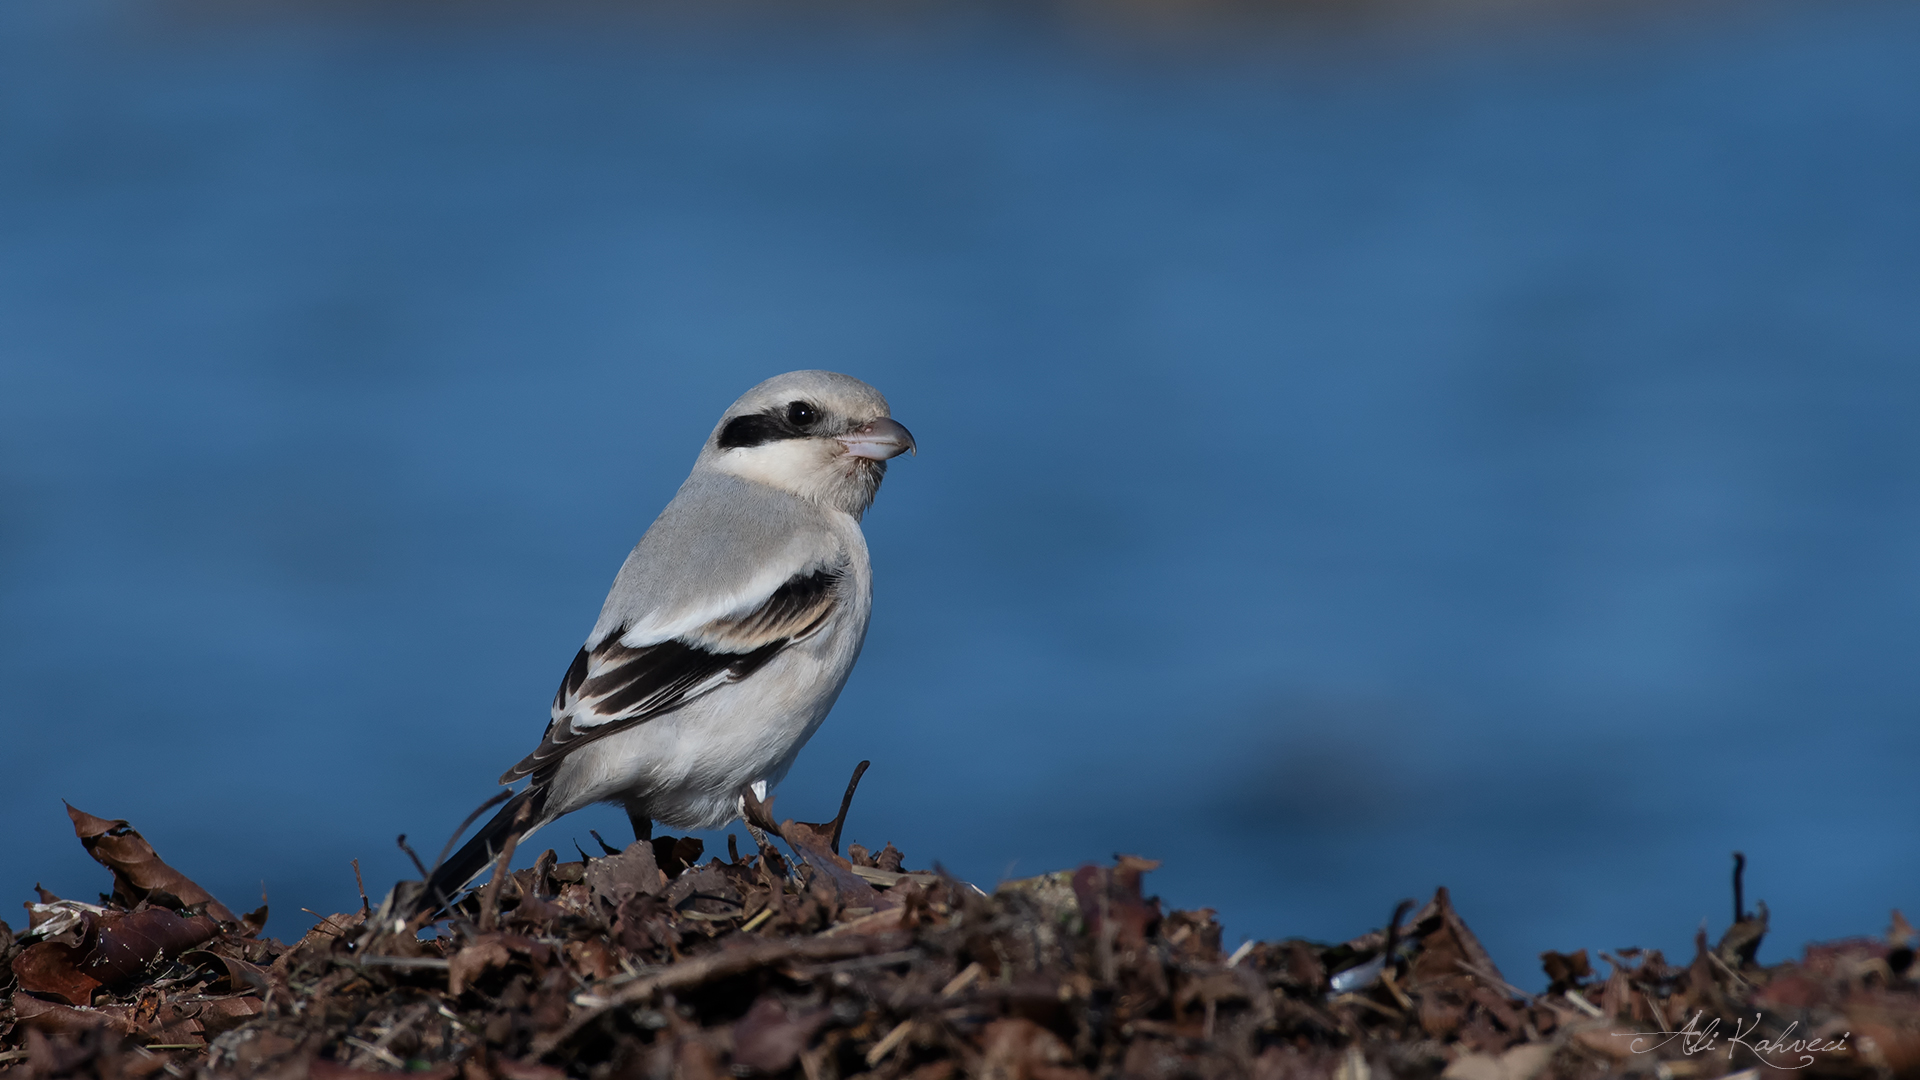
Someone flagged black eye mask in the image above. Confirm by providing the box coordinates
[716,401,826,450]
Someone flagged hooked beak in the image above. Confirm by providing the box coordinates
[836,417,917,461]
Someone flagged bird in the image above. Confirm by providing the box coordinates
[414,370,915,913]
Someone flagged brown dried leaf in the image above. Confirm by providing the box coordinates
[1418,990,1468,1039]
[1407,887,1506,991]
[1539,949,1590,993]
[1568,1020,1646,1061]
[979,1017,1089,1080]
[197,995,264,1039]
[1440,1043,1553,1080]
[1071,857,1162,953]
[181,947,271,994]
[1890,909,1916,948]
[64,804,238,922]
[1715,900,1768,969]
[12,941,102,1005]
[8,990,134,1035]
[779,820,891,916]
[448,939,513,997]
[730,995,830,1074]
[585,840,667,909]
[649,835,705,879]
[563,938,615,981]
[240,903,269,937]
[1844,991,1920,1074]
[79,907,221,987]
[666,865,745,917]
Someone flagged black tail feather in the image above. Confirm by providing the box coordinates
[415,787,545,917]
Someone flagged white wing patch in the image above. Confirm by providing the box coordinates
[500,564,844,786]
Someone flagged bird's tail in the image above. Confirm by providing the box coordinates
[413,787,547,917]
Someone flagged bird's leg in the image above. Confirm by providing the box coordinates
[625,804,653,844]
[746,822,773,852]
[736,785,778,856]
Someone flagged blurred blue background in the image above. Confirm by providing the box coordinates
[3,0,1918,988]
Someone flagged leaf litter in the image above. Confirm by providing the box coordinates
[5,775,1917,1079]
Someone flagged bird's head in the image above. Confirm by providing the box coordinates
[700,370,916,518]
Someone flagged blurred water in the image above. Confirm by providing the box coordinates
[3,0,1918,987]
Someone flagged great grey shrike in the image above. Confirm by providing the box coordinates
[418,370,914,909]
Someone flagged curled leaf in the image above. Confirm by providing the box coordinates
[79,907,221,986]
[65,804,238,923]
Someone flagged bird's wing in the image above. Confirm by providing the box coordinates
[500,561,845,786]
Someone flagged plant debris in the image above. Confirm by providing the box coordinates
[4,796,1917,1079]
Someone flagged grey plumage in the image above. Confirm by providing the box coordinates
[418,371,913,910]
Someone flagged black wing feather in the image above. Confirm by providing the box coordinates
[500,566,842,787]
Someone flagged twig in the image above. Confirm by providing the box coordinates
[1384,898,1415,958]
[477,800,532,933]
[1456,959,1538,1005]
[798,950,921,976]
[343,1036,405,1070]
[865,1019,913,1067]
[1379,968,1414,1011]
[433,790,513,874]
[396,835,429,879]
[1706,944,1753,990]
[301,909,358,938]
[1562,989,1605,1018]
[942,962,984,997]
[351,859,369,916]
[1644,989,1670,1031]
[849,866,936,888]
[358,957,452,971]
[828,760,870,855]
[532,931,911,1053]
[1733,851,1748,923]
[677,910,745,924]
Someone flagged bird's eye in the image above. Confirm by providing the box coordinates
[786,401,819,427]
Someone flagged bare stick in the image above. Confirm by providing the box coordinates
[1456,959,1537,1004]
[1732,851,1747,923]
[352,859,370,916]
[477,800,532,933]
[396,835,429,879]
[434,790,513,874]
[827,760,871,856]
[1383,898,1415,959]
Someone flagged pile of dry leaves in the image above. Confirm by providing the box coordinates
[6,791,1920,1079]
